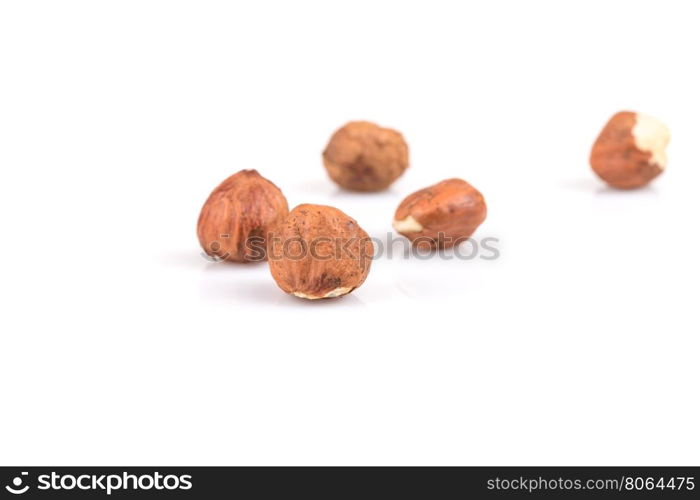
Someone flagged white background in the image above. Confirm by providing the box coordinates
[1,0,698,465]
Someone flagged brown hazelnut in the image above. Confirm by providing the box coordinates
[268,204,373,299]
[393,178,487,248]
[197,169,288,262]
[590,111,670,189]
[322,121,409,191]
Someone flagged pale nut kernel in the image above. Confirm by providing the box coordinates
[322,121,409,192]
[393,178,487,248]
[197,170,289,262]
[590,111,670,189]
[268,204,373,299]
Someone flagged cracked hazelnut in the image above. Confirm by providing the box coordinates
[590,111,670,189]
[268,204,373,299]
[322,121,409,191]
[197,169,288,262]
[393,178,487,248]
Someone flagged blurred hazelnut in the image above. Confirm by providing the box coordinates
[322,121,409,191]
[268,204,373,299]
[590,111,670,189]
[393,178,487,248]
[197,170,288,262]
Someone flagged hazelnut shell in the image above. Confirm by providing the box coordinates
[197,170,288,262]
[393,178,487,248]
[268,204,373,299]
[590,111,670,189]
[322,121,409,192]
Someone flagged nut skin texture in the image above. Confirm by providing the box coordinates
[322,121,409,192]
[393,178,487,248]
[590,111,669,189]
[268,204,373,299]
[197,170,289,263]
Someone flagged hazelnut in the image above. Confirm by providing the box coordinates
[197,169,288,262]
[590,111,670,189]
[322,121,409,191]
[268,204,373,299]
[393,178,487,248]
